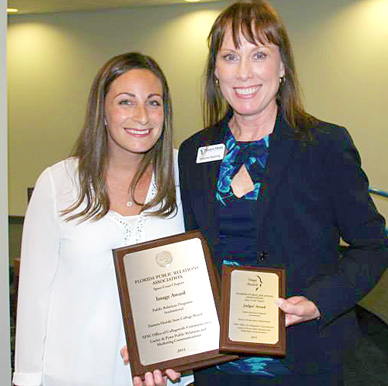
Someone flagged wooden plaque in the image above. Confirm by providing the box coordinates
[113,230,238,377]
[220,265,286,356]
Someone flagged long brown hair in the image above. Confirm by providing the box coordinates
[204,0,316,137]
[63,52,176,222]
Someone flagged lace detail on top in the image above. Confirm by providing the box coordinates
[134,215,147,244]
[108,212,148,246]
[107,174,157,246]
[148,177,158,203]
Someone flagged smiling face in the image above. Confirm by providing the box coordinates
[104,69,164,161]
[215,27,285,122]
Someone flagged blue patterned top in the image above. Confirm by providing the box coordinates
[216,128,269,206]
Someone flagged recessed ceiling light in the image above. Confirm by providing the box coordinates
[185,0,201,3]
[7,8,19,14]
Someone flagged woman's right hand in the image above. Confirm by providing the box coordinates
[120,346,181,386]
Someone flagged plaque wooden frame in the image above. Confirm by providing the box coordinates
[113,230,238,377]
[220,265,286,356]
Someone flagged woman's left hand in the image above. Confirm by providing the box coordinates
[133,369,181,386]
[275,296,320,327]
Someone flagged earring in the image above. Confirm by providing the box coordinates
[215,78,219,86]
[279,76,285,85]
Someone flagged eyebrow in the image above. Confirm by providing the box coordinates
[220,42,269,49]
[115,92,163,98]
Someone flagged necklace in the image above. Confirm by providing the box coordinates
[126,192,134,207]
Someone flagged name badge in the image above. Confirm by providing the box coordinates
[196,144,225,164]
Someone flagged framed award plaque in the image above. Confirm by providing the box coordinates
[112,230,238,377]
[220,265,286,356]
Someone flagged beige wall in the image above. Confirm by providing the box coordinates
[1,0,11,382]
[8,0,388,219]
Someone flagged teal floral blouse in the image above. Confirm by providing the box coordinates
[216,129,269,205]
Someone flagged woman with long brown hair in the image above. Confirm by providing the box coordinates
[13,52,192,386]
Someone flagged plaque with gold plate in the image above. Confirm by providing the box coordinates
[112,230,238,377]
[219,265,286,356]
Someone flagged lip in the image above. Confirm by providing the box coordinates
[124,128,152,137]
[233,85,261,98]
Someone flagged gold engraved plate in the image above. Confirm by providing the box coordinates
[123,237,220,366]
[229,270,279,344]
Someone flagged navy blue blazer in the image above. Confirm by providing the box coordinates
[178,112,388,375]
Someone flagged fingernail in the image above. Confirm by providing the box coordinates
[274,298,282,306]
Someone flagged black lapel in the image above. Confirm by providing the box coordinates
[194,117,230,245]
[257,113,297,232]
